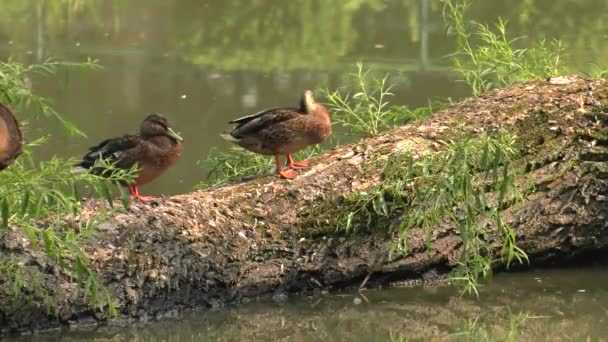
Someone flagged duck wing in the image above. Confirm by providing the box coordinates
[76,134,143,171]
[229,107,303,138]
[228,107,299,124]
[0,104,23,170]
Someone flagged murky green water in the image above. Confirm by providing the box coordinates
[5,266,608,341]
[1,0,607,195]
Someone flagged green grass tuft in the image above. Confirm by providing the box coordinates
[324,62,440,136]
[443,0,566,96]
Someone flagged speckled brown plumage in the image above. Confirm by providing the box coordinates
[222,90,331,179]
[76,114,183,201]
[0,104,23,171]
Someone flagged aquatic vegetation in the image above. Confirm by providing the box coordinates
[444,0,566,96]
[0,59,136,316]
[449,311,529,341]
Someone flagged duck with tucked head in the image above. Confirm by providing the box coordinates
[221,90,331,179]
[76,114,183,202]
[0,104,23,171]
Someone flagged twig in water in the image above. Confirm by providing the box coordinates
[359,271,373,290]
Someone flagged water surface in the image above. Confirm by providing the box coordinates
[6,266,608,341]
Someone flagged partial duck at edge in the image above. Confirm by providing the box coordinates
[0,104,23,171]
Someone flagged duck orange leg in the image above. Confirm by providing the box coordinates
[286,154,309,169]
[275,154,297,179]
[128,184,155,202]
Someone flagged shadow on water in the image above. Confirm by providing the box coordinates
[0,0,607,195]
[4,265,608,341]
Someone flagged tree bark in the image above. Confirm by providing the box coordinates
[2,75,608,334]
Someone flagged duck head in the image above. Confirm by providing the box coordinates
[299,90,331,125]
[299,90,319,114]
[140,114,183,143]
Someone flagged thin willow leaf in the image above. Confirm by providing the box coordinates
[1,198,9,229]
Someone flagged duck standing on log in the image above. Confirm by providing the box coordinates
[0,104,23,171]
[75,114,183,201]
[221,90,331,179]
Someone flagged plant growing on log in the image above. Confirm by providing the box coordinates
[340,130,528,295]
[199,146,273,187]
[587,64,608,79]
[0,59,136,316]
[324,62,437,136]
[0,58,101,137]
[443,0,566,96]
[0,258,51,314]
[0,158,135,316]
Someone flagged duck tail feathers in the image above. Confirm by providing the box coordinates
[220,133,239,143]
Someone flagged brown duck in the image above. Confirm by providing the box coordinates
[0,104,23,171]
[76,114,183,201]
[221,90,331,179]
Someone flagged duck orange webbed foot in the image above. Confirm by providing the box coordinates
[278,169,298,179]
[288,160,309,169]
[134,195,156,202]
[128,185,157,203]
[286,155,309,169]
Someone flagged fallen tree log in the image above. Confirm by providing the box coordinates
[2,75,608,334]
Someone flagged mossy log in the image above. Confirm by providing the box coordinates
[2,76,608,334]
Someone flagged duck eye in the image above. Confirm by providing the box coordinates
[153,120,167,129]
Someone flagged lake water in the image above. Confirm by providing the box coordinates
[1,0,606,196]
[5,266,608,341]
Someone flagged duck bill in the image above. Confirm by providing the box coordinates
[167,127,184,142]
